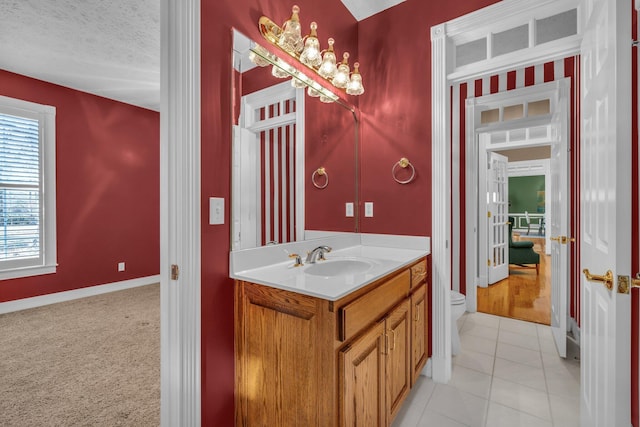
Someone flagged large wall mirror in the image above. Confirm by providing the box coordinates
[231,29,359,250]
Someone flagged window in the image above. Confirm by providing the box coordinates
[0,96,56,279]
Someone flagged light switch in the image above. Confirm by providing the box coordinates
[345,202,354,217]
[209,197,224,225]
[365,202,374,217]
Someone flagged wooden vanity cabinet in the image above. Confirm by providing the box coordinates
[410,258,428,385]
[235,257,428,427]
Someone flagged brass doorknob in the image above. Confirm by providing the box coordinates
[551,236,576,244]
[583,269,614,290]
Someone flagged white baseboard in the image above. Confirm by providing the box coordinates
[0,275,160,315]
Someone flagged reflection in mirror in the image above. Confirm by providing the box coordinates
[231,29,358,250]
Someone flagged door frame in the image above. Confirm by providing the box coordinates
[431,0,580,383]
[468,79,569,303]
[160,0,201,424]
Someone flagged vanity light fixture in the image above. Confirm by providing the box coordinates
[251,5,365,101]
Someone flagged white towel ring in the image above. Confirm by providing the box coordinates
[392,157,415,184]
[312,167,329,189]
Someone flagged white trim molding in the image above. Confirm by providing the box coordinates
[431,22,452,384]
[0,275,160,315]
[160,0,201,425]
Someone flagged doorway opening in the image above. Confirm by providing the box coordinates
[478,150,552,325]
[466,79,573,358]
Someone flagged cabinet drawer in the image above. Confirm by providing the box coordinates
[410,259,427,288]
[340,269,410,342]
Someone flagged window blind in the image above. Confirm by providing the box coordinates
[0,112,40,261]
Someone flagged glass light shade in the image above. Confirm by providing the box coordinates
[346,62,365,95]
[318,38,337,79]
[300,22,322,67]
[319,94,336,103]
[271,63,290,79]
[291,76,308,88]
[307,81,322,97]
[332,52,350,89]
[277,5,303,54]
[248,45,273,67]
[307,87,321,97]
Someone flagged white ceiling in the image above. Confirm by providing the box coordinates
[0,1,398,112]
[340,0,406,21]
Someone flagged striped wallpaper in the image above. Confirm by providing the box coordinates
[452,56,581,325]
[258,100,298,246]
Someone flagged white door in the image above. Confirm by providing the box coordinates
[487,151,509,284]
[580,0,632,425]
[549,83,570,358]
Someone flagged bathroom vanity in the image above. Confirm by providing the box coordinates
[233,238,429,426]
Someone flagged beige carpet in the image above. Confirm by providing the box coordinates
[0,283,160,426]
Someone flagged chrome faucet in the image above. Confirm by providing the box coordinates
[305,245,332,264]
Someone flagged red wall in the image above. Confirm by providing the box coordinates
[0,70,160,303]
[356,0,499,236]
[200,1,358,424]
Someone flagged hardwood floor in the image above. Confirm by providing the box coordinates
[477,248,551,325]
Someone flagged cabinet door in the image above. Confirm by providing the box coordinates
[340,320,386,427]
[410,284,428,385]
[385,300,411,424]
[236,284,321,426]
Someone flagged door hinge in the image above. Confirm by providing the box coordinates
[171,264,180,281]
[487,211,492,218]
[487,259,491,267]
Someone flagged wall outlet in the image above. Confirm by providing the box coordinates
[365,202,374,217]
[345,202,354,217]
[118,262,125,272]
[209,197,224,225]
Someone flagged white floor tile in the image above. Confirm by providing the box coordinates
[490,377,552,421]
[453,348,496,375]
[426,383,489,427]
[450,364,493,399]
[465,312,501,329]
[499,329,541,351]
[461,322,500,341]
[416,410,468,427]
[541,352,580,381]
[536,324,553,339]
[486,401,553,427]
[460,333,497,356]
[548,392,580,427]
[397,315,581,427]
[544,367,580,398]
[493,357,547,392]
[538,336,559,355]
[496,342,543,368]
[392,376,436,427]
[499,317,539,337]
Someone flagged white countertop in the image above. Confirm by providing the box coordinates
[231,243,429,301]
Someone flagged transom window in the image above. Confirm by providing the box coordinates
[0,96,56,279]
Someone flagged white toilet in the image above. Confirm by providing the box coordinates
[450,290,467,355]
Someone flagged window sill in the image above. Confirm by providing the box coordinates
[0,264,57,281]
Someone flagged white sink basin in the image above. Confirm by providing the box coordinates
[305,259,373,277]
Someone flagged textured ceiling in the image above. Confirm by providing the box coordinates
[0,0,160,111]
[0,1,396,112]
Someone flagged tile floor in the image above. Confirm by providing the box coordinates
[392,312,580,427]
